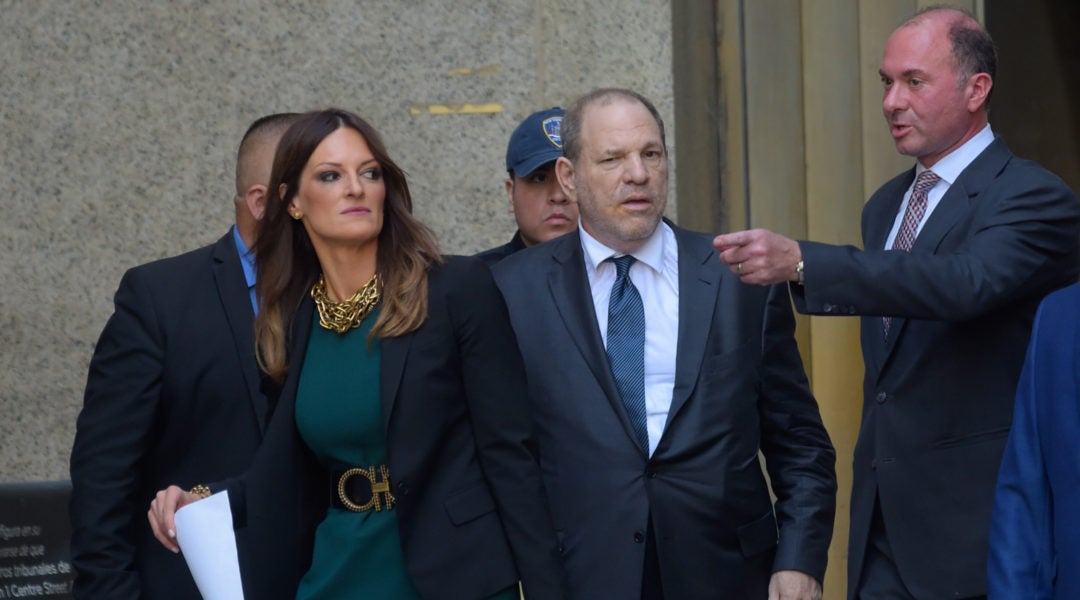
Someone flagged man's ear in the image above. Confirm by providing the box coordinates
[555,156,576,199]
[505,177,515,213]
[966,72,993,113]
[244,184,268,220]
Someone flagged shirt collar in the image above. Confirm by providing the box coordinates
[579,219,669,275]
[915,123,994,185]
[231,225,257,289]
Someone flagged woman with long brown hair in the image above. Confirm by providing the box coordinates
[149,109,564,599]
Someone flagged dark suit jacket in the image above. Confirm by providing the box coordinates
[792,138,1080,598]
[493,224,837,599]
[475,231,527,267]
[989,283,1080,600]
[70,230,269,599]
[228,256,564,600]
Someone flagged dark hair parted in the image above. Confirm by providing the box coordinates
[560,88,667,164]
[909,6,997,105]
[253,108,442,381]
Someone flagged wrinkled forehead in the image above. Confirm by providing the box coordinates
[881,19,954,73]
[579,99,663,149]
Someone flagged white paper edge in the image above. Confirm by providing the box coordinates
[174,490,244,600]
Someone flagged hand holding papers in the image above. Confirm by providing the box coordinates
[174,491,244,600]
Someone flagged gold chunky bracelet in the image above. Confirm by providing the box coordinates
[188,484,212,499]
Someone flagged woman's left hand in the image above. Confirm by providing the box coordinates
[147,485,202,553]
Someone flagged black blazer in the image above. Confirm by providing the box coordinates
[475,231,527,267]
[229,256,564,600]
[793,138,1080,598]
[493,224,837,599]
[70,231,268,599]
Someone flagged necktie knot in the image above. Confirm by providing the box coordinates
[913,169,940,194]
[610,254,636,280]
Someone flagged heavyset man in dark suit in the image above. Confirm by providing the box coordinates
[69,113,299,598]
[494,88,836,599]
[715,8,1080,599]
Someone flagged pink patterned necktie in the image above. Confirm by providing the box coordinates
[883,169,940,337]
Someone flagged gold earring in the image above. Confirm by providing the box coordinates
[291,211,303,220]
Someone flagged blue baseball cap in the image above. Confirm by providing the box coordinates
[505,107,565,178]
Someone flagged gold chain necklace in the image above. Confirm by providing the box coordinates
[311,273,380,334]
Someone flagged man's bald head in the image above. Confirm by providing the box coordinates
[900,7,996,104]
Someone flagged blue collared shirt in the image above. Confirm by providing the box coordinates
[231,225,258,314]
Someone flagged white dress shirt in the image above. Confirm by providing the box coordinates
[885,124,995,249]
[580,221,679,457]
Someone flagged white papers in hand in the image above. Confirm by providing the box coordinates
[174,490,244,599]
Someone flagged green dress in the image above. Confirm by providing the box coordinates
[293,309,520,600]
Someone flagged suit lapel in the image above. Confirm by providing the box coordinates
[380,326,413,434]
[211,232,269,433]
[865,171,913,254]
[861,172,913,378]
[908,137,1009,258]
[547,234,643,453]
[878,138,1011,368]
[667,227,721,426]
[882,179,973,352]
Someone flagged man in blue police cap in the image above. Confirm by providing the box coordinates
[476,107,578,265]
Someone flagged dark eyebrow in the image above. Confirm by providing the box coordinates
[313,158,378,169]
[880,68,929,80]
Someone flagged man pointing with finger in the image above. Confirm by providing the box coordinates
[715,8,1080,599]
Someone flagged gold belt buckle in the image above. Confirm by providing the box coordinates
[337,465,396,512]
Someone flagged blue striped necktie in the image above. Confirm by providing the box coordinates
[606,255,649,453]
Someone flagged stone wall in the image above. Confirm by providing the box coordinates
[0,0,674,481]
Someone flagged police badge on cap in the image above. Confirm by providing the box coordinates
[542,116,562,148]
[506,107,566,178]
